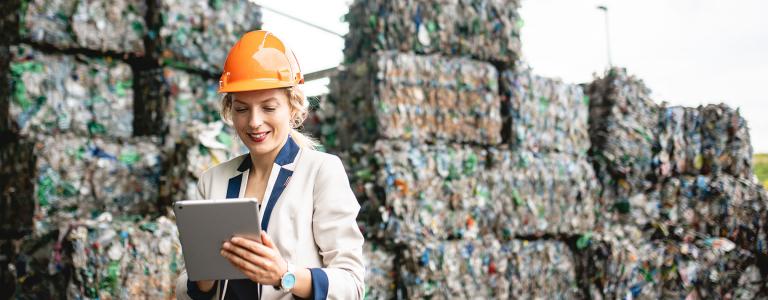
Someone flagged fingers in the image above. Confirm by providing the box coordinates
[230,236,274,259]
[220,233,284,286]
[260,231,277,249]
[222,242,276,271]
[221,248,280,286]
[221,248,261,275]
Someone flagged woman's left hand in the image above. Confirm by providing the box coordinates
[221,231,287,286]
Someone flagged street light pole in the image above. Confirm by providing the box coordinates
[597,5,612,68]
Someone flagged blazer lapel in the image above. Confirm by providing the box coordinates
[260,136,301,231]
[225,155,252,199]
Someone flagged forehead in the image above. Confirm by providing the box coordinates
[232,88,287,104]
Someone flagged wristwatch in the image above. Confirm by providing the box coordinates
[279,261,296,292]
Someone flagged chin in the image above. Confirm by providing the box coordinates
[250,146,274,156]
[246,141,273,154]
[244,135,279,155]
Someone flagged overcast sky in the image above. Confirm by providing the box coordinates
[257,0,768,153]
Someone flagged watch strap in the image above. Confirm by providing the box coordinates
[278,261,296,292]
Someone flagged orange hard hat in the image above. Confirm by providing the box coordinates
[218,30,304,93]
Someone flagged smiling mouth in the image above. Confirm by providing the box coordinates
[248,131,270,142]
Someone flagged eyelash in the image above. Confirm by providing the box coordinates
[234,107,276,113]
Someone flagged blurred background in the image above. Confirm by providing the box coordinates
[1,0,767,299]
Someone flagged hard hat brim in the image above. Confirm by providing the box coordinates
[218,78,295,93]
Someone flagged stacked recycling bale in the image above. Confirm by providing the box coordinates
[2,43,160,237]
[344,0,522,65]
[159,120,248,207]
[67,213,183,299]
[699,104,753,178]
[488,148,598,238]
[302,93,339,151]
[32,134,162,231]
[349,141,498,243]
[576,227,767,299]
[586,68,659,210]
[156,0,262,74]
[0,43,167,298]
[334,2,768,295]
[0,0,260,297]
[330,0,604,298]
[328,56,509,297]
[586,68,678,232]
[1,8,159,296]
[652,102,766,258]
[7,45,134,138]
[331,51,502,148]
[500,63,591,155]
[363,241,396,300]
[587,68,766,241]
[582,67,768,298]
[494,62,598,238]
[398,235,580,299]
[18,0,148,54]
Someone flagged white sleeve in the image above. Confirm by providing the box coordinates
[309,155,366,300]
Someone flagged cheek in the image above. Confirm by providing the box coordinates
[232,114,247,130]
[269,109,293,130]
[232,115,255,138]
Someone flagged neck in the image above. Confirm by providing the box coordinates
[248,136,289,177]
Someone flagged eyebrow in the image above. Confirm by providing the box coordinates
[233,97,279,105]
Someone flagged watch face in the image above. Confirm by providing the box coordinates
[282,273,296,289]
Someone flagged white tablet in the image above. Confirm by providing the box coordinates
[174,198,261,281]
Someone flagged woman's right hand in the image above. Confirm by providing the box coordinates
[196,280,215,292]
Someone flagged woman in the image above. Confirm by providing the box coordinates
[175,30,365,300]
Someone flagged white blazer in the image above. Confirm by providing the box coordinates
[175,136,365,300]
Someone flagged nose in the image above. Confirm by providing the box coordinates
[247,111,264,130]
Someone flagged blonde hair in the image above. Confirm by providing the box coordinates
[220,86,319,150]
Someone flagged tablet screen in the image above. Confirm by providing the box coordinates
[174,198,261,281]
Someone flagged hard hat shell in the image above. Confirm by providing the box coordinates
[218,30,304,93]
